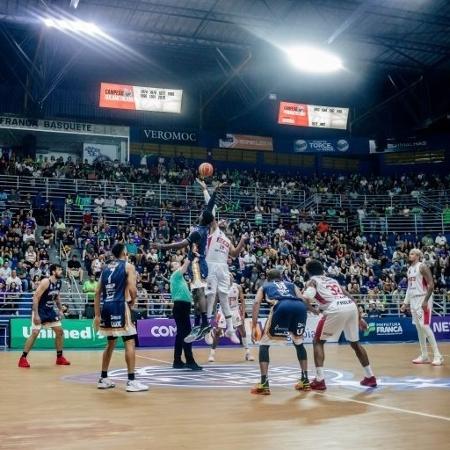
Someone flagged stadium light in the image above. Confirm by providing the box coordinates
[43,18,103,36]
[286,46,343,73]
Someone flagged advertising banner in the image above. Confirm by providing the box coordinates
[432,316,450,340]
[136,314,331,347]
[219,134,273,151]
[278,101,349,130]
[290,137,369,154]
[0,116,129,137]
[356,317,418,343]
[83,143,120,164]
[9,318,123,349]
[99,82,183,113]
[134,127,198,144]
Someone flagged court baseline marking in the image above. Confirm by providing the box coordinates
[136,353,450,422]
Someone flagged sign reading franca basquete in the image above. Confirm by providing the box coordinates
[99,82,183,114]
[0,116,129,138]
[9,318,123,349]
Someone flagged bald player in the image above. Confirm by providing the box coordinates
[401,248,444,366]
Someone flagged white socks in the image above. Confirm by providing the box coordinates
[242,336,249,350]
[316,367,325,381]
[416,325,429,358]
[363,365,374,378]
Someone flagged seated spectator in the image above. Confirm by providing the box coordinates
[22,228,36,247]
[41,225,54,246]
[0,261,12,280]
[30,275,41,291]
[54,217,66,242]
[116,193,128,212]
[29,261,42,281]
[24,245,37,266]
[67,255,83,284]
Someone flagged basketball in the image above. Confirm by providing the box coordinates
[198,162,214,178]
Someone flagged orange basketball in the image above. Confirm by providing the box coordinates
[198,162,214,178]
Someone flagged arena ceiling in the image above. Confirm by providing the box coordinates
[0,0,449,135]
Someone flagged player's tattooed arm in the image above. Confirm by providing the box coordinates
[419,263,435,310]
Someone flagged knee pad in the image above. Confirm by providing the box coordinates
[259,345,270,363]
[294,343,307,361]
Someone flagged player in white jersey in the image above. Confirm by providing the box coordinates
[302,260,377,390]
[208,280,254,362]
[401,249,443,366]
[197,179,248,344]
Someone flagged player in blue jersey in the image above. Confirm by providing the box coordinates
[154,184,222,342]
[251,269,312,395]
[18,264,71,368]
[94,243,148,392]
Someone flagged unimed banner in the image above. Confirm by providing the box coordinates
[9,318,123,349]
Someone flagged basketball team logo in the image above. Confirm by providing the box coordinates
[63,364,450,391]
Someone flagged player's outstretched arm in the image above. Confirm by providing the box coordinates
[229,232,249,257]
[153,239,190,251]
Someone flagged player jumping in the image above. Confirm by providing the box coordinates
[302,260,377,390]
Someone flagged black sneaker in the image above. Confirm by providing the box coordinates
[186,362,203,371]
[196,324,212,341]
[184,326,201,343]
[172,361,186,369]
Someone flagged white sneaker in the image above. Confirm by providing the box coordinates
[412,355,431,364]
[126,380,149,392]
[432,355,444,366]
[208,353,215,363]
[204,331,214,346]
[245,352,255,361]
[225,329,240,344]
[97,378,116,389]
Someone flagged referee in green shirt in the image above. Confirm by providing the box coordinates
[170,257,202,371]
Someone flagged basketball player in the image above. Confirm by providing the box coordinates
[197,178,248,344]
[208,278,254,362]
[154,183,222,342]
[94,243,148,392]
[401,249,443,366]
[18,264,71,368]
[303,260,377,390]
[251,269,310,395]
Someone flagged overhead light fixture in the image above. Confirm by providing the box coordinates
[70,0,80,9]
[286,46,343,73]
[43,18,103,36]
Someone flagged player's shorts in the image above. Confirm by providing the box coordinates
[189,257,208,290]
[217,307,243,328]
[205,262,230,296]
[410,295,433,327]
[315,303,359,343]
[99,301,137,337]
[31,312,61,331]
[260,299,307,346]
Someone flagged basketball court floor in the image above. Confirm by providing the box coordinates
[1,343,449,450]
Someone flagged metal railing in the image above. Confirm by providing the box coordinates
[0,293,447,319]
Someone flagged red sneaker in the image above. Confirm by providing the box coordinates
[18,356,30,368]
[310,379,327,391]
[360,376,377,388]
[56,356,71,366]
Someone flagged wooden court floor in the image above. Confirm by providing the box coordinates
[0,343,449,450]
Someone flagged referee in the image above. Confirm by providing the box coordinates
[170,257,202,371]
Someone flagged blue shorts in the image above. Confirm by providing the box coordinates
[263,300,307,343]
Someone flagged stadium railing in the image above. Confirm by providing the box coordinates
[0,293,447,319]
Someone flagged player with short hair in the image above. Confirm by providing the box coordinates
[303,260,377,390]
[94,243,148,392]
[251,269,310,395]
[208,278,254,362]
[18,264,71,368]
[401,249,443,366]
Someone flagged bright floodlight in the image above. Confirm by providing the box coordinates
[43,18,103,36]
[286,46,343,73]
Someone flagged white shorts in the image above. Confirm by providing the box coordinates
[31,313,61,331]
[410,296,433,327]
[316,304,359,343]
[205,262,230,296]
[217,307,243,328]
